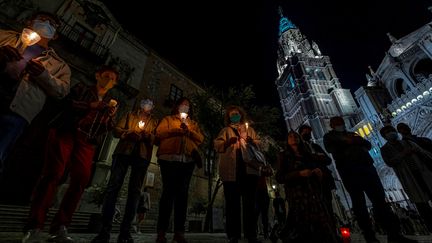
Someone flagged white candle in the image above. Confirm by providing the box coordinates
[109,99,118,107]
[138,121,145,129]
[245,122,249,131]
[17,28,40,53]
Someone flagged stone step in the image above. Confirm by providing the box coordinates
[0,204,157,233]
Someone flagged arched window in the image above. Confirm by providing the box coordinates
[413,58,432,83]
[394,78,409,97]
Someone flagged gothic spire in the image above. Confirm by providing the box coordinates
[386,32,398,44]
[278,6,297,36]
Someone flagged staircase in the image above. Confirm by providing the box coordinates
[0,204,157,233]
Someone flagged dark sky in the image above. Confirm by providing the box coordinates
[104,0,431,107]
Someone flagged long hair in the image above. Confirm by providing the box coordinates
[224,105,246,126]
[285,130,309,156]
[171,97,193,118]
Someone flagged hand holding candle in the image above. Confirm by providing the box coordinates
[138,120,145,130]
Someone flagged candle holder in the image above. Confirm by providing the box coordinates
[16,28,40,53]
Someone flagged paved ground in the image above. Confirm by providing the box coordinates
[0,232,431,243]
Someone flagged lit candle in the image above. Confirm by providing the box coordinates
[109,99,118,107]
[180,112,188,121]
[245,122,249,131]
[138,121,145,129]
[16,28,40,53]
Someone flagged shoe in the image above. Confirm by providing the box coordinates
[22,229,42,243]
[156,231,167,243]
[388,235,418,243]
[47,225,74,243]
[172,232,187,243]
[91,233,110,243]
[117,231,134,243]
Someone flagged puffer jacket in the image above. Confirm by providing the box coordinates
[0,30,71,123]
[113,110,158,161]
[155,114,204,158]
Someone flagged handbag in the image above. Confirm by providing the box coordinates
[230,126,273,177]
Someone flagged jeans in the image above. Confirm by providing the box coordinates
[156,159,195,233]
[223,173,259,240]
[100,154,150,235]
[0,112,28,173]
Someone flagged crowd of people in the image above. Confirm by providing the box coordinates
[1,10,432,243]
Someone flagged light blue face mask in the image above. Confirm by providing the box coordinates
[32,20,56,39]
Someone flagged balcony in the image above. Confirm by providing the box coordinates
[57,22,109,60]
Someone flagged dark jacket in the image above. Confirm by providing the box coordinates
[50,83,116,144]
[323,130,374,169]
[112,110,158,161]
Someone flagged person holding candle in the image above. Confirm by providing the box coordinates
[155,97,204,243]
[214,105,262,243]
[22,65,118,243]
[0,11,71,176]
[91,98,158,243]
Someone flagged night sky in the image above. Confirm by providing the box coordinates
[104,0,431,107]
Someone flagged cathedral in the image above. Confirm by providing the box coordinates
[275,5,432,220]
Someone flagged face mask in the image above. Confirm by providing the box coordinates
[32,20,56,39]
[140,99,153,111]
[334,125,346,132]
[385,132,399,141]
[230,114,241,123]
[178,104,189,114]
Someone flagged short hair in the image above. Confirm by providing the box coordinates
[298,124,312,134]
[396,122,411,133]
[329,116,344,128]
[30,11,61,27]
[96,65,119,80]
[171,97,194,117]
[224,105,246,126]
[379,125,396,138]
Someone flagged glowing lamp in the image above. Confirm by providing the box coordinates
[340,227,351,241]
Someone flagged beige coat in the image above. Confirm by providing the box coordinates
[214,123,260,182]
[0,30,71,123]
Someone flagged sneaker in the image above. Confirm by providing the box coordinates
[22,229,42,243]
[117,231,134,243]
[172,232,187,243]
[47,225,74,243]
[388,235,418,243]
[91,233,110,243]
[156,231,167,243]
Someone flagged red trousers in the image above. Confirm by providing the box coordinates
[27,128,96,232]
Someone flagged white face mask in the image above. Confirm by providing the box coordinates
[178,104,189,114]
[334,125,346,132]
[140,99,154,112]
[32,20,56,39]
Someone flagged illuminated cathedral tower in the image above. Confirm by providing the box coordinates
[275,7,360,140]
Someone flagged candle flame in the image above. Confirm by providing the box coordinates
[180,112,188,120]
[138,121,145,129]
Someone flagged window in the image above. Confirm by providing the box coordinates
[169,84,183,102]
[70,23,96,49]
